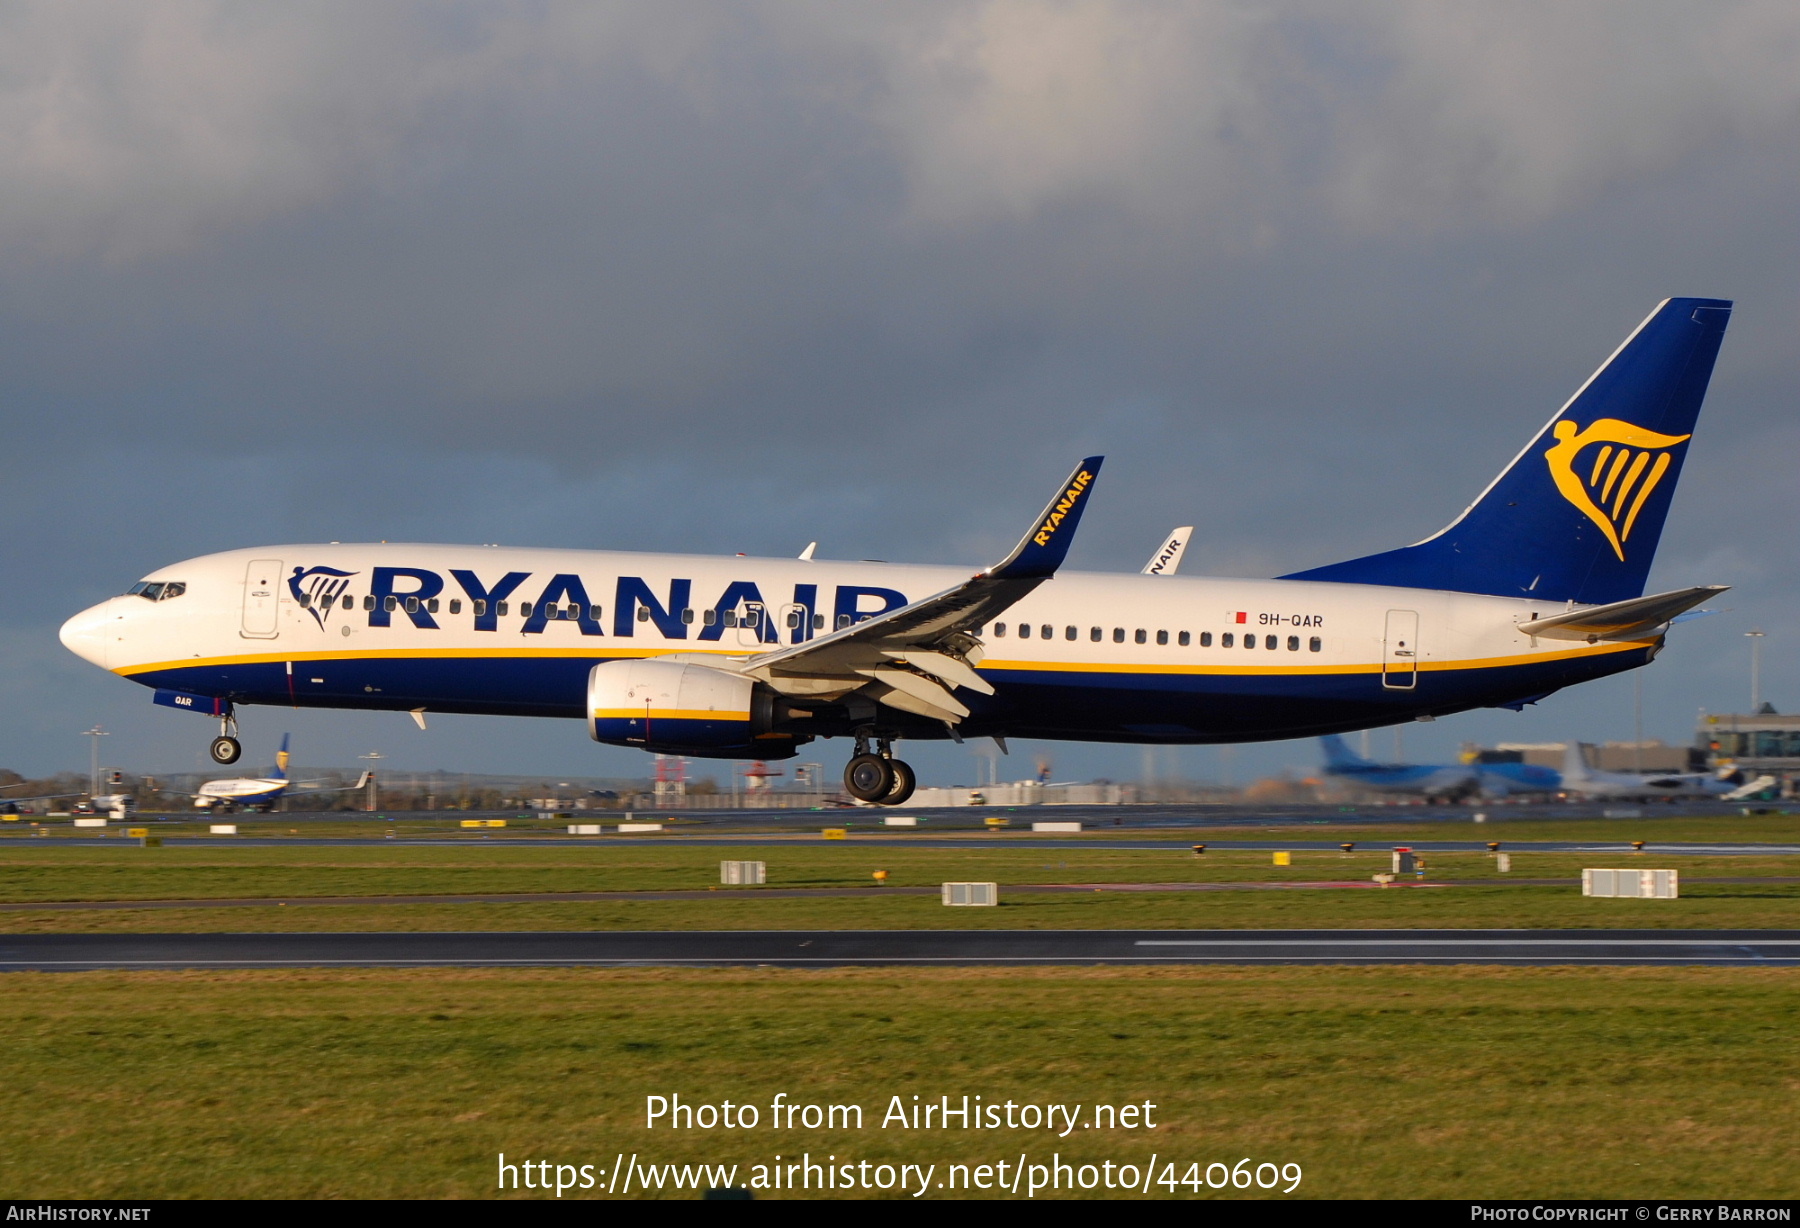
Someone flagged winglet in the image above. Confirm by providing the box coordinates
[982,456,1104,580]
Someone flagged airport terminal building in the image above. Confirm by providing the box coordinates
[1699,712,1800,794]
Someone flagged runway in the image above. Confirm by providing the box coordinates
[4,928,1798,969]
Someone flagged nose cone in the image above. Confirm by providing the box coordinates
[59,600,116,670]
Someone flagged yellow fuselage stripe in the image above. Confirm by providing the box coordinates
[115,637,1646,681]
[591,708,750,721]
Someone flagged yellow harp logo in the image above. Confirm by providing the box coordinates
[1544,418,1690,561]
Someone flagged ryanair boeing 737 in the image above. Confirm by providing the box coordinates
[60,299,1732,806]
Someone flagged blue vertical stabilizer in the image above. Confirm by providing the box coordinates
[1281,298,1731,605]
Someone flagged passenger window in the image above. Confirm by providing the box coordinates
[1065,626,1077,641]
[1113,628,1124,643]
[497,601,509,617]
[745,609,760,628]
[637,606,650,622]
[1134,629,1146,644]
[837,614,851,629]
[341,595,353,610]
[722,609,737,627]
[1156,630,1168,645]
[405,597,419,614]
[1040,625,1052,639]
[384,596,398,612]
[703,609,718,626]
[521,602,534,618]
[994,623,1007,637]
[1265,635,1277,649]
[1200,632,1212,647]
[427,598,439,613]
[1178,631,1190,647]
[589,605,602,621]
[813,614,824,630]
[363,596,375,611]
[297,593,312,609]
[1287,635,1299,651]
[472,599,485,617]
[1090,627,1102,642]
[449,599,462,615]
[681,608,695,624]
[1018,624,1030,639]
[1221,632,1233,647]
[786,610,800,629]
[1310,636,1322,652]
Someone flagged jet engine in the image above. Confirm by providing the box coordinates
[587,659,799,759]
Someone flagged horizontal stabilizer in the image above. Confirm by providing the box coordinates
[1518,585,1727,642]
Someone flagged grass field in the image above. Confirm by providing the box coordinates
[4,842,1799,932]
[1,965,1795,1200]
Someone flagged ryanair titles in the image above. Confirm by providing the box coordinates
[288,565,906,645]
[1032,468,1094,548]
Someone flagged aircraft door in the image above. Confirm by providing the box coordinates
[1382,609,1419,690]
[778,602,810,646]
[735,601,769,648]
[241,559,283,639]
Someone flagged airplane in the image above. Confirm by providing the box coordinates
[1143,528,1192,576]
[58,298,1733,807]
[1317,734,1562,800]
[1556,742,1743,802]
[165,735,370,812]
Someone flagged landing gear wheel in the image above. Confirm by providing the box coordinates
[845,754,895,802]
[210,736,242,765]
[880,759,916,806]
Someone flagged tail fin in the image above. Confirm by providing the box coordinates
[1282,298,1731,605]
[1320,734,1370,770]
[1561,742,1591,781]
[273,733,290,781]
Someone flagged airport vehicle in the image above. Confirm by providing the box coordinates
[165,735,370,812]
[59,299,1732,805]
[1557,742,1743,802]
[1318,735,1560,800]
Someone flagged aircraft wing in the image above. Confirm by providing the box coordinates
[1142,527,1192,575]
[1519,585,1727,642]
[740,457,1103,724]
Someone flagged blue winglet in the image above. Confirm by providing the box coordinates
[983,456,1104,580]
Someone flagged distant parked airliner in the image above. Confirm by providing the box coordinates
[60,299,1732,806]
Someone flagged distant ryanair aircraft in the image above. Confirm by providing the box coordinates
[61,299,1732,805]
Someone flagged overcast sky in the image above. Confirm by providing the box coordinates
[3,1,1796,787]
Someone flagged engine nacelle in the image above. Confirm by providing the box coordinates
[588,659,795,758]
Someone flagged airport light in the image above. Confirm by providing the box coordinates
[1745,630,1766,712]
[1191,844,1206,856]
[1340,842,1355,855]
[359,751,385,812]
[81,726,108,796]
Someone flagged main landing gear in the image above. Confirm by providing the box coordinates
[843,731,916,806]
[210,713,242,765]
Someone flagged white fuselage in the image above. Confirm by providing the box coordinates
[60,543,1651,751]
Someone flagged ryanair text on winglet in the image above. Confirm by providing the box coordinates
[1032,470,1094,548]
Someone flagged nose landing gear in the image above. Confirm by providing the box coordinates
[843,730,917,806]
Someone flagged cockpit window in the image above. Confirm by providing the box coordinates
[126,581,186,602]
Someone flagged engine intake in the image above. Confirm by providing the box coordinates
[587,659,796,759]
